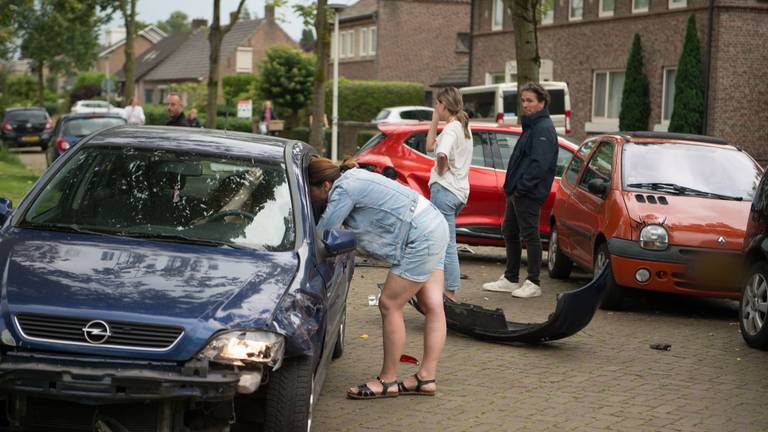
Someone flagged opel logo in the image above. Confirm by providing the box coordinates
[83,320,111,344]
[717,236,727,247]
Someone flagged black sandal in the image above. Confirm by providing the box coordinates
[347,376,399,399]
[397,374,436,396]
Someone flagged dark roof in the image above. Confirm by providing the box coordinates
[143,19,266,82]
[432,59,469,87]
[116,32,191,81]
[339,0,377,22]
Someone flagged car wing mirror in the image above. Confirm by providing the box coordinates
[587,178,608,197]
[322,228,357,257]
[0,198,13,225]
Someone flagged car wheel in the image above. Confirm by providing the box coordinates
[547,225,573,279]
[332,306,346,360]
[740,261,768,350]
[264,355,315,432]
[595,242,624,310]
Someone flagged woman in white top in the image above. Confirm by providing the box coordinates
[426,87,473,301]
[123,97,145,126]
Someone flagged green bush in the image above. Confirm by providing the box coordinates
[326,79,424,122]
[144,104,168,125]
[214,117,252,133]
[291,126,310,143]
[223,75,258,104]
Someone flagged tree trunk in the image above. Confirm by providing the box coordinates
[309,0,328,152]
[511,0,540,121]
[36,60,44,106]
[122,0,136,101]
[206,0,246,129]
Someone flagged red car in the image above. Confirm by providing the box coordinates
[355,122,578,246]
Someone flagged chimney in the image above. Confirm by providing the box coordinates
[191,19,208,31]
[265,3,275,22]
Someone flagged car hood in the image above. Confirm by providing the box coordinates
[622,192,750,249]
[0,229,298,326]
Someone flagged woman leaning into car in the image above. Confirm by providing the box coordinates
[426,87,473,301]
[310,157,449,399]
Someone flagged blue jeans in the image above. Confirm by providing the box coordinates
[429,183,465,292]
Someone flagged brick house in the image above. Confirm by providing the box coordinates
[335,0,472,100]
[126,5,297,105]
[469,0,768,162]
[96,26,167,78]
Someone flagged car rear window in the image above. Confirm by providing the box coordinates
[359,132,387,152]
[62,117,126,137]
[5,110,48,122]
[463,91,495,119]
[400,110,432,121]
[503,89,566,116]
[374,110,391,121]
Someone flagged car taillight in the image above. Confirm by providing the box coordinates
[496,112,504,124]
[56,137,70,153]
[45,118,53,130]
[1,121,12,132]
[565,110,571,135]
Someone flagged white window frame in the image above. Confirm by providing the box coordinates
[369,26,377,55]
[485,72,506,85]
[569,0,583,21]
[235,47,253,73]
[632,0,649,14]
[669,0,687,9]
[492,0,504,31]
[348,30,355,58]
[599,0,614,17]
[654,67,677,131]
[586,70,625,132]
[360,28,368,56]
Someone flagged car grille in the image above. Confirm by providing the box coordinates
[15,313,184,351]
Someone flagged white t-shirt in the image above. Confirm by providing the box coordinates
[428,120,472,203]
[124,105,145,125]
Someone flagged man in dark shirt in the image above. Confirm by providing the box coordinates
[166,93,189,127]
[482,82,558,298]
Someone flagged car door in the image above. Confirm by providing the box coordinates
[568,141,615,267]
[456,130,501,238]
[489,131,520,233]
[556,139,596,259]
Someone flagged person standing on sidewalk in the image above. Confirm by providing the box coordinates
[482,82,558,298]
[426,87,473,301]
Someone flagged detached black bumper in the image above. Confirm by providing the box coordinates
[0,352,241,403]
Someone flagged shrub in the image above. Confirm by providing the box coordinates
[69,85,101,106]
[668,15,705,134]
[619,33,650,131]
[325,79,424,122]
[214,117,252,133]
[223,75,258,104]
[144,104,169,125]
[258,46,315,127]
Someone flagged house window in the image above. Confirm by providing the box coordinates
[235,47,253,73]
[662,68,677,122]
[330,30,337,59]
[592,70,625,120]
[360,28,368,56]
[144,89,154,105]
[599,0,614,17]
[159,88,167,104]
[369,27,377,54]
[485,72,506,85]
[540,0,554,25]
[492,0,504,30]
[569,0,583,21]
[633,0,649,13]
[340,31,355,58]
[348,30,355,57]
[669,0,687,9]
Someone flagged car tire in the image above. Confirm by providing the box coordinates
[332,307,346,360]
[264,355,315,432]
[740,261,768,350]
[547,225,573,279]
[595,242,624,310]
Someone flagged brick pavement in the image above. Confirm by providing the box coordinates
[312,248,768,432]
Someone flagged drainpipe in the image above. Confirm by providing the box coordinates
[467,0,475,86]
[702,0,715,133]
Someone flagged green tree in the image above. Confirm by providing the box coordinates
[156,11,190,35]
[222,74,257,103]
[0,0,32,61]
[299,28,315,52]
[669,14,705,134]
[619,33,650,131]
[205,0,247,128]
[258,46,315,128]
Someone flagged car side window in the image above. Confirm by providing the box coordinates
[556,147,573,178]
[470,131,491,168]
[495,133,520,165]
[564,157,584,185]
[579,142,614,196]
[577,139,597,158]
[404,132,427,153]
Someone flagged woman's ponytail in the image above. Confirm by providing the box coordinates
[456,110,470,139]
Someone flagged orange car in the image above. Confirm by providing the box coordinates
[549,132,763,309]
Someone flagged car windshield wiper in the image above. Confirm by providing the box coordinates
[118,231,251,249]
[626,182,743,201]
[20,222,127,238]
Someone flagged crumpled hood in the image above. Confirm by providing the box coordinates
[622,192,750,249]
[0,229,298,327]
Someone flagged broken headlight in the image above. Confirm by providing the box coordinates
[199,331,285,368]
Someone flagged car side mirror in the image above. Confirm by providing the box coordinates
[322,228,357,257]
[0,198,13,225]
[587,178,608,197]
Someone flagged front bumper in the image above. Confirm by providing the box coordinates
[0,351,241,403]
[607,238,742,298]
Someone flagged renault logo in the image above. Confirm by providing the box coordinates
[717,236,727,247]
[83,320,111,344]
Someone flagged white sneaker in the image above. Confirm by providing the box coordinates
[482,276,520,293]
[511,280,542,298]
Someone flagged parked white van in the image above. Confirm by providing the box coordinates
[460,81,572,134]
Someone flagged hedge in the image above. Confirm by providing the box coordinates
[325,79,424,123]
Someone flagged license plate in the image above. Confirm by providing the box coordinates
[689,254,742,286]
[21,135,39,143]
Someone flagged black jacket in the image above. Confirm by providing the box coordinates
[167,112,189,127]
[502,108,558,204]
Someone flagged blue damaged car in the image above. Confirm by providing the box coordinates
[0,126,356,432]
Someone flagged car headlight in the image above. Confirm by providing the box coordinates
[640,224,669,250]
[199,331,285,368]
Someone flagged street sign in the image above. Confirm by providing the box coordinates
[237,99,252,119]
[100,79,114,94]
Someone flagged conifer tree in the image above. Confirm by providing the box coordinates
[619,33,650,131]
[669,14,705,134]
